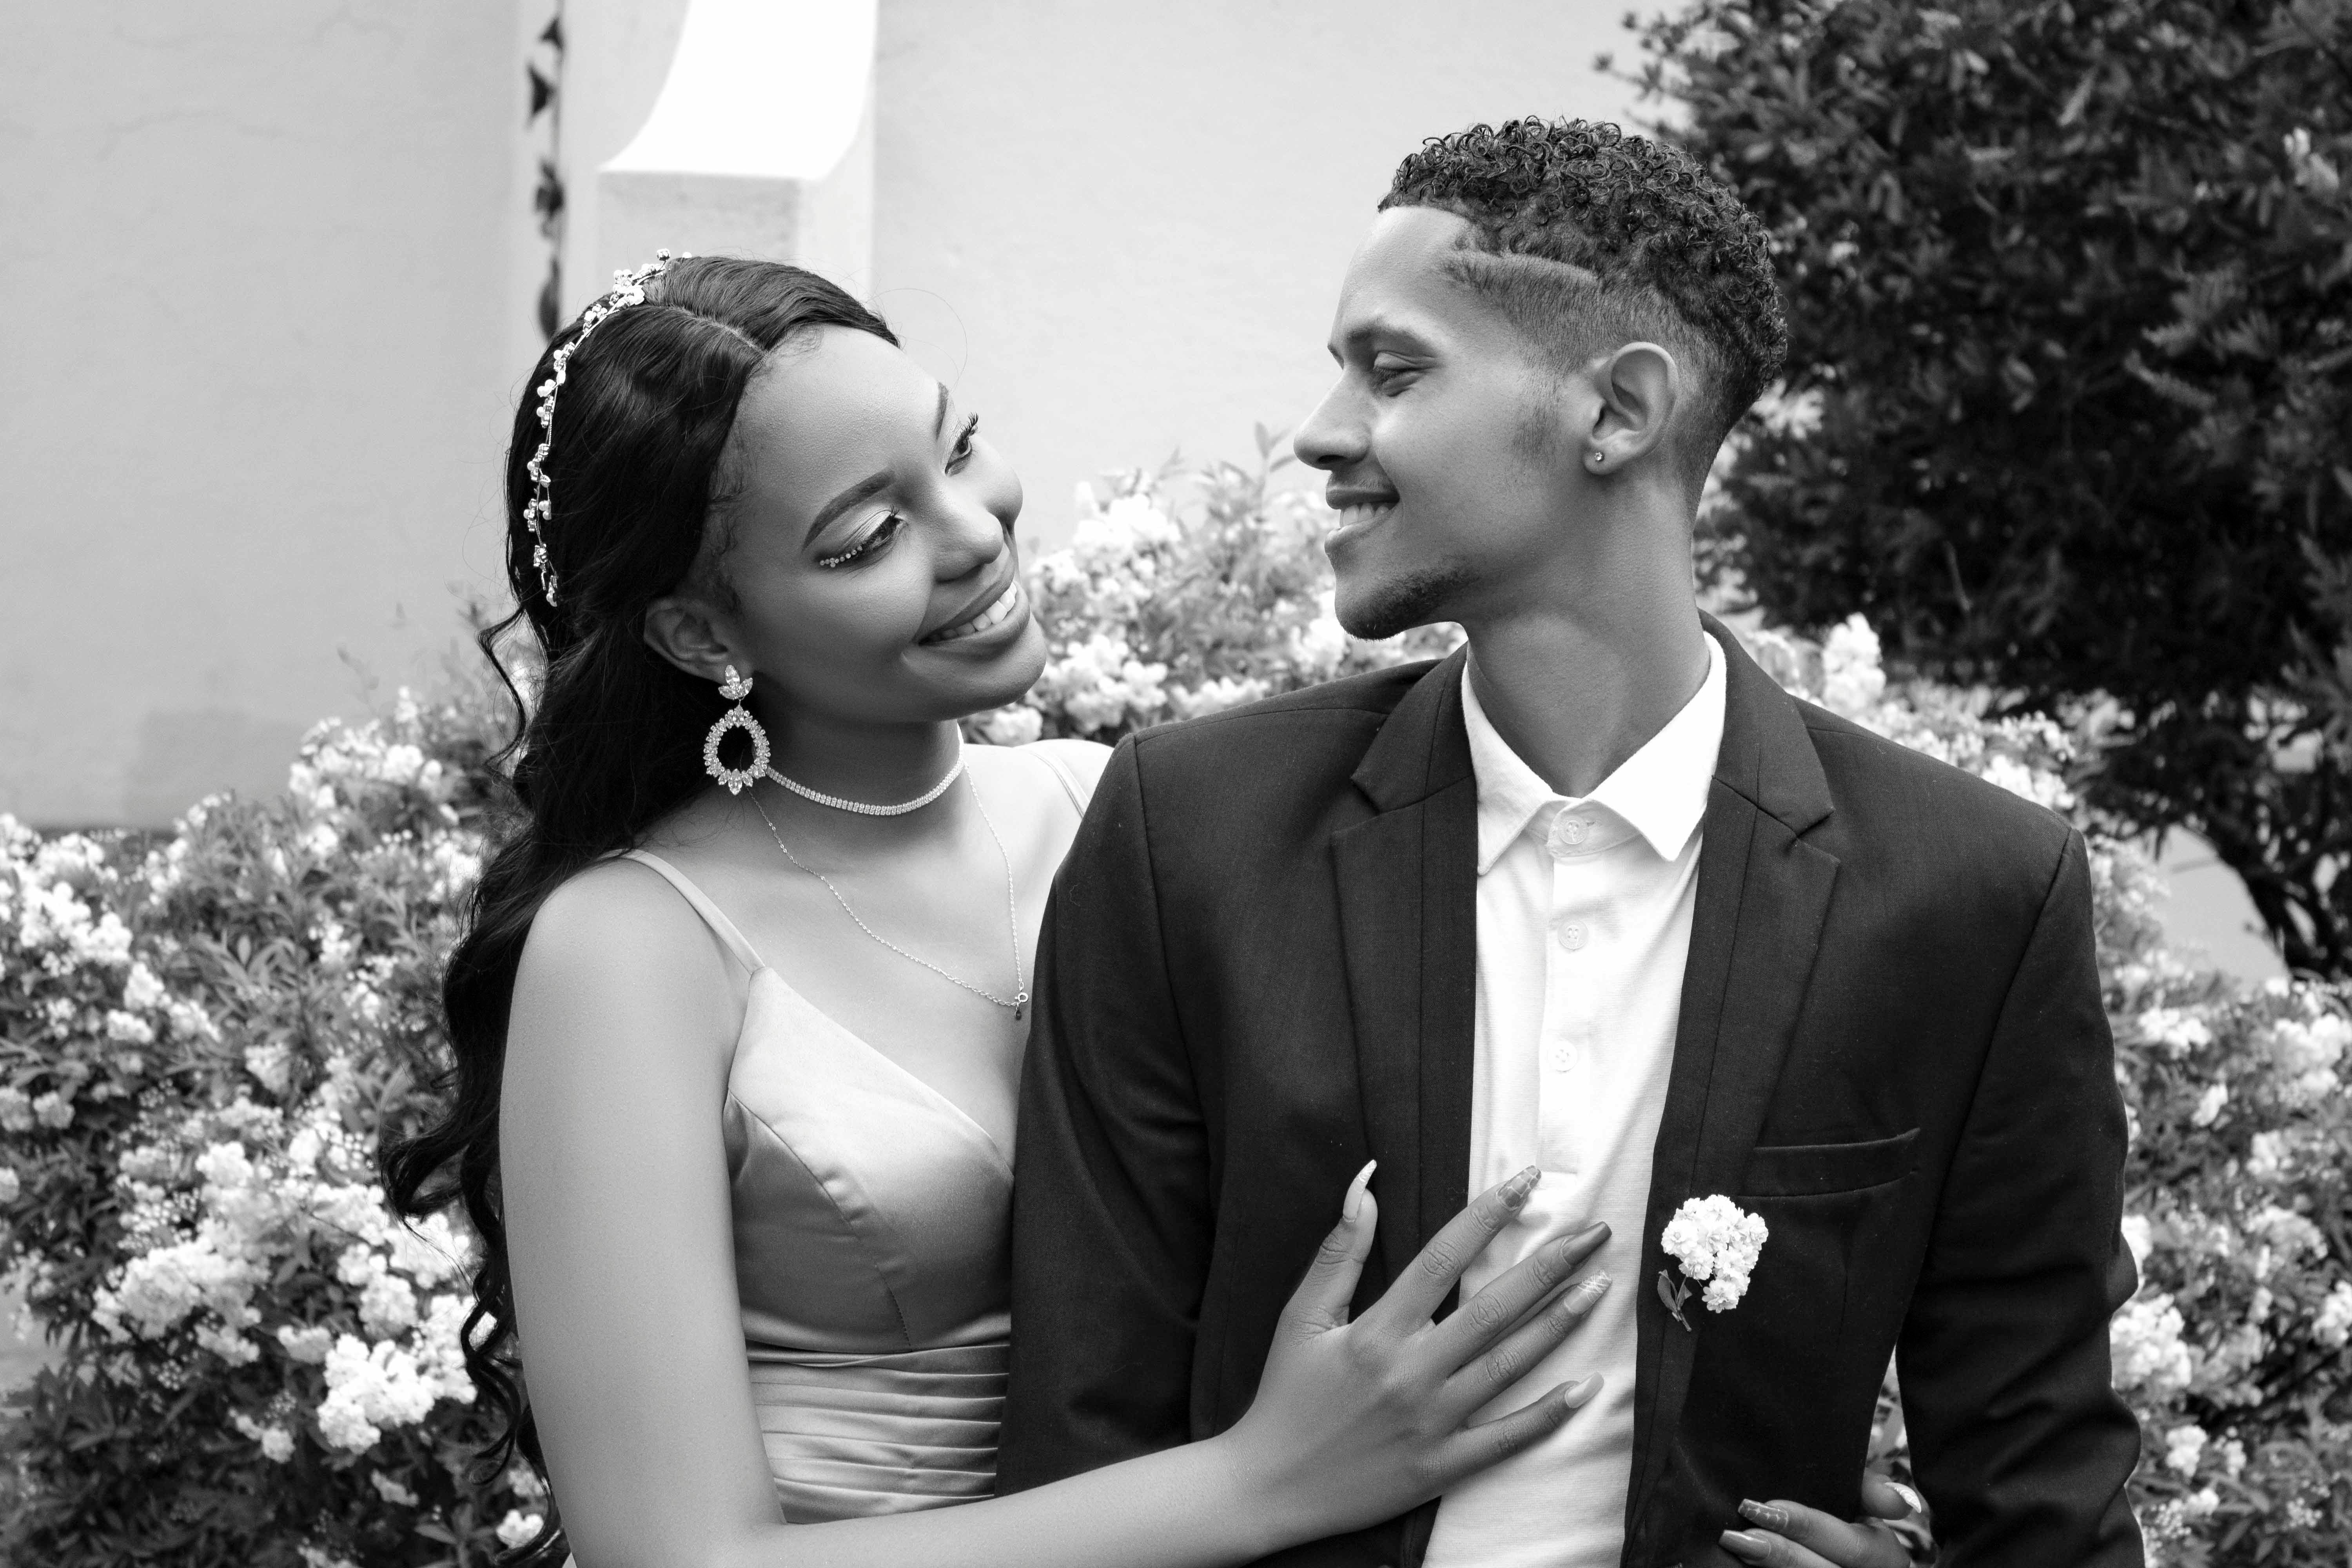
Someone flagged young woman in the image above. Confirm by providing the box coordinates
[380,253,1615,1568]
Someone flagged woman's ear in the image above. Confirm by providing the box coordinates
[642,593,740,684]
[1583,341,1682,475]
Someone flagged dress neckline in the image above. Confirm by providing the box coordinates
[746,966,1012,1169]
[621,848,1011,1166]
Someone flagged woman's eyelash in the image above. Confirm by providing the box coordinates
[815,417,981,568]
[817,514,902,569]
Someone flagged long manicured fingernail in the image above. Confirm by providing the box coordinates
[1562,1372,1603,1406]
[1342,1160,1377,1223]
[1887,1480,1924,1515]
[1504,1166,1541,1207]
[1568,1218,1610,1241]
[1719,1531,1769,1560]
[1738,1499,1789,1532]
[1572,1271,1613,1307]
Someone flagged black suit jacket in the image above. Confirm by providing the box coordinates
[999,621,2143,1568]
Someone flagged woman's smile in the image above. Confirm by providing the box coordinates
[919,575,1031,650]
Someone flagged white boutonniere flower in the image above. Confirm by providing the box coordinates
[1657,1194,1769,1332]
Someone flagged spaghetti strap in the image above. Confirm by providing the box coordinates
[1023,739,1109,816]
[619,849,767,975]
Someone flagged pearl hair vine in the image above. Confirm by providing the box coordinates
[522,249,692,607]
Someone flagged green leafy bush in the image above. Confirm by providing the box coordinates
[1621,0,2352,975]
[1,458,2345,1564]
[0,691,546,1566]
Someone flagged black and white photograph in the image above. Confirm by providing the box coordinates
[3,1,2348,1564]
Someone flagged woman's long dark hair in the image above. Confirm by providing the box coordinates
[380,258,897,1553]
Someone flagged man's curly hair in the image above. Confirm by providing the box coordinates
[1381,118,1787,493]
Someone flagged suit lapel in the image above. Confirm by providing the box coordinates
[1333,649,1478,1292]
[1626,623,1842,1535]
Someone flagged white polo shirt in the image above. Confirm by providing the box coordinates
[1425,631,1727,1568]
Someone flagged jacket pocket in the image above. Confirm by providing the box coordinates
[1737,1127,1918,1197]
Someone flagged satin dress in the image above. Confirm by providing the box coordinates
[614,742,1099,1522]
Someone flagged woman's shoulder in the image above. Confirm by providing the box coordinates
[523,855,738,996]
[510,853,745,1071]
[969,737,1114,814]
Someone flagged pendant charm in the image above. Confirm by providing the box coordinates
[1014,992,1030,1022]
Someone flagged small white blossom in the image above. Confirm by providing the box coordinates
[104,1009,156,1046]
[1818,615,1886,717]
[31,1091,73,1130]
[2137,1007,2214,1056]
[358,1270,419,1336]
[2246,1131,2291,1181]
[495,1510,546,1550]
[974,706,1044,746]
[278,1323,335,1363]
[195,1319,261,1365]
[1170,675,1273,719]
[231,1410,296,1463]
[2111,1291,2194,1398]
[2314,1280,2352,1350]
[164,996,220,1043]
[2252,1205,2327,1262]
[2163,1423,2207,1476]
[387,1212,469,1288]
[318,1334,439,1452]
[2190,1082,2228,1127]
[1661,1194,1769,1313]
[0,1167,18,1204]
[371,1471,419,1507]
[245,1042,294,1096]
[122,960,167,1013]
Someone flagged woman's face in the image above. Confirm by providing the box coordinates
[708,326,1044,730]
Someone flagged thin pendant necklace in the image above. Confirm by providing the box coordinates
[750,771,1030,1021]
[763,734,965,817]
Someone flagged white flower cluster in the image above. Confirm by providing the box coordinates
[289,708,449,810]
[2263,1007,2347,1105]
[89,1093,478,1461]
[2135,1007,2214,1057]
[1660,1194,1769,1312]
[2110,1290,2195,1399]
[1737,614,2075,813]
[1032,630,1171,735]
[1005,475,1459,744]
[2314,1280,2352,1349]
[11,860,133,968]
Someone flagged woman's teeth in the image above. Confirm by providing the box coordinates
[928,581,1021,644]
[1338,501,1396,530]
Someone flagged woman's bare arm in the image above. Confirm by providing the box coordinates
[503,860,1610,1568]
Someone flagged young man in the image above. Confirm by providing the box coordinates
[998,120,2142,1568]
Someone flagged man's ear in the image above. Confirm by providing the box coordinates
[643,593,742,685]
[1583,341,1682,476]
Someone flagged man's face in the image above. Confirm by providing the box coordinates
[1296,205,1588,639]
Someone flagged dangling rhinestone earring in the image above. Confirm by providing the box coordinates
[703,665,770,795]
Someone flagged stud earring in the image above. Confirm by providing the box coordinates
[703,665,770,795]
[1588,449,1606,467]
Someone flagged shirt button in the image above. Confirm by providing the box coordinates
[1548,1042,1575,1072]
[1557,921,1588,951]
[1560,817,1590,847]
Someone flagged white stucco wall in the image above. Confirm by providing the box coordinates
[0,2,530,827]
[870,0,1646,548]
